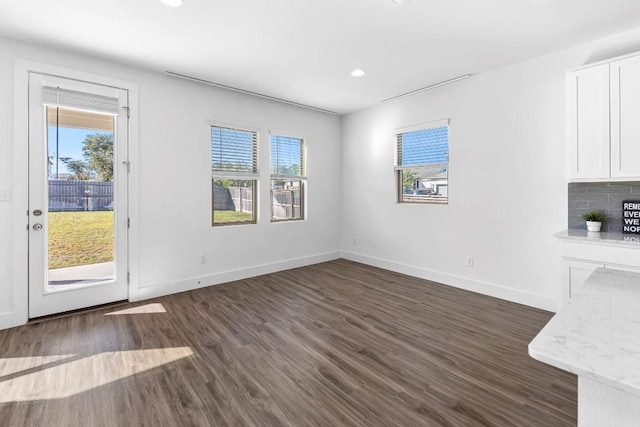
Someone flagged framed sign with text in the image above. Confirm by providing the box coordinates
[623,200,640,234]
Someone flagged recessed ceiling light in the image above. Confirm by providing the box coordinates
[351,69,366,77]
[391,0,410,3]
[161,0,183,7]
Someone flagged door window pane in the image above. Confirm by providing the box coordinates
[46,106,116,289]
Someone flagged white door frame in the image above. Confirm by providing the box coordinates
[12,60,140,327]
[28,73,129,317]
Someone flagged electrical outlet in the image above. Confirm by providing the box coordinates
[466,257,474,267]
[0,190,10,201]
[352,238,357,245]
[200,254,207,264]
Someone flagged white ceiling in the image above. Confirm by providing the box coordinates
[2,0,640,114]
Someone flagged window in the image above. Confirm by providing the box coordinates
[270,134,306,221]
[395,120,449,204]
[211,125,258,225]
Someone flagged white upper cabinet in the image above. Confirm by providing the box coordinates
[567,53,640,181]
[566,64,610,180]
[610,55,640,179]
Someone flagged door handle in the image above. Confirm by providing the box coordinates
[32,223,43,231]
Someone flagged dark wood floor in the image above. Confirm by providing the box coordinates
[0,259,576,426]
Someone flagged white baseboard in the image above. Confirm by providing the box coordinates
[133,251,342,302]
[341,251,557,312]
[1,249,554,332]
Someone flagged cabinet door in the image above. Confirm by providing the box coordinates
[566,64,610,180]
[611,55,640,179]
[561,259,603,305]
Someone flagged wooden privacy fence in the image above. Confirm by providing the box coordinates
[212,186,300,218]
[213,185,253,214]
[49,180,113,212]
[271,189,301,219]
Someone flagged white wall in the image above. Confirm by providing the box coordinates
[0,39,15,327]
[3,26,640,330]
[340,27,640,311]
[0,36,342,329]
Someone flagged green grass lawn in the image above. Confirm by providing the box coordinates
[48,211,114,270]
[213,209,254,224]
[48,210,253,269]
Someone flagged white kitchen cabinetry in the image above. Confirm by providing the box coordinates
[566,64,610,180]
[567,52,640,181]
[610,55,640,178]
[556,230,640,306]
[562,259,602,300]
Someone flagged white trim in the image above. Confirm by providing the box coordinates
[127,84,141,302]
[210,120,261,135]
[211,171,260,179]
[18,61,137,95]
[394,162,448,172]
[270,174,307,180]
[268,129,308,141]
[341,251,557,312]
[395,118,449,134]
[12,61,30,329]
[132,251,341,301]
[11,59,140,328]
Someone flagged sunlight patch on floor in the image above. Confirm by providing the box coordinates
[0,347,193,403]
[104,303,167,315]
[0,354,77,377]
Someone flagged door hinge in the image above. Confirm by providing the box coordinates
[123,106,130,119]
[122,161,130,173]
[127,272,130,283]
[127,217,131,228]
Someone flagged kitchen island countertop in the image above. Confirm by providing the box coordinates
[529,267,640,397]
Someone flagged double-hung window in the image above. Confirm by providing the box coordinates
[270,134,306,221]
[211,125,258,225]
[395,119,449,204]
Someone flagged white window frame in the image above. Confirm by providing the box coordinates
[395,119,449,204]
[269,131,306,222]
[211,123,259,226]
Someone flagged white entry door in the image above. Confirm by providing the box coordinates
[28,72,130,318]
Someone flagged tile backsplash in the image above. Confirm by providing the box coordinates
[568,182,640,232]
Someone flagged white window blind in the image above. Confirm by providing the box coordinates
[42,85,120,115]
[270,135,306,179]
[395,120,449,173]
[211,126,259,179]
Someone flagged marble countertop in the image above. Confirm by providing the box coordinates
[555,229,640,248]
[529,268,640,396]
